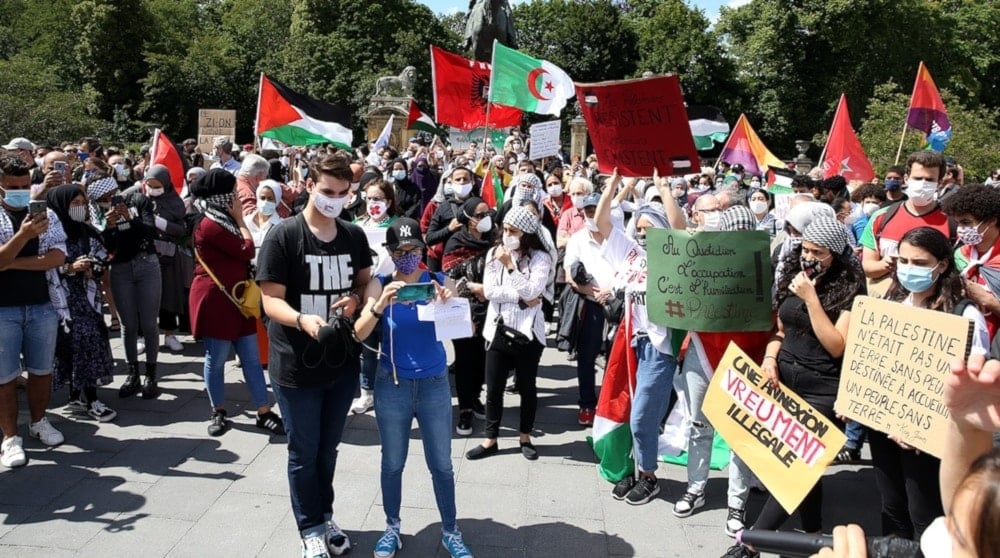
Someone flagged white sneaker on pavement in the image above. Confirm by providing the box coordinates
[164,334,183,352]
[0,436,26,468]
[350,390,374,414]
[29,417,64,446]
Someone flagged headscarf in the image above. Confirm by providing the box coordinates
[190,169,240,237]
[785,201,835,234]
[444,197,494,269]
[720,205,757,232]
[267,158,284,182]
[145,164,174,192]
[410,156,438,205]
[503,205,540,234]
[803,217,849,256]
[509,173,544,208]
[46,184,91,240]
[86,176,118,202]
[503,204,557,299]
[144,164,186,234]
[256,180,284,225]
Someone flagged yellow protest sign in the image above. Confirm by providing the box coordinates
[702,343,846,513]
[835,296,973,458]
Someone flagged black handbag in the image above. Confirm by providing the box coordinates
[490,316,531,355]
[603,290,625,324]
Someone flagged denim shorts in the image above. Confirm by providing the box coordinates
[0,302,58,383]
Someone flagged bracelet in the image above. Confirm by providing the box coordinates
[370,306,383,319]
[763,355,777,362]
[295,313,304,331]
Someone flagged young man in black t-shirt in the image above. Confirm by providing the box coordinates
[257,153,371,558]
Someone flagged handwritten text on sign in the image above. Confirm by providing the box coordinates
[575,75,700,176]
[646,229,772,331]
[198,109,236,155]
[703,343,846,513]
[835,296,972,458]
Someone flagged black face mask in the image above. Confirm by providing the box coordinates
[800,257,824,279]
[636,234,647,248]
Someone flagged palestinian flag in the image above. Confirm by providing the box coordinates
[489,42,575,117]
[255,73,353,149]
[481,163,505,209]
[766,166,796,194]
[406,100,446,137]
[590,315,638,482]
[687,105,730,150]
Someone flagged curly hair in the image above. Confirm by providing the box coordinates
[774,244,865,316]
[885,227,965,313]
[941,183,1000,223]
[850,183,887,204]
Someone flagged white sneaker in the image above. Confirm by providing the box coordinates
[163,334,183,352]
[29,417,64,446]
[325,519,351,555]
[0,436,26,468]
[301,533,329,558]
[349,390,374,414]
[88,400,118,422]
[136,339,145,355]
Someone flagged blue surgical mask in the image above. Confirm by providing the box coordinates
[896,263,937,294]
[884,178,902,192]
[2,188,30,209]
[259,200,277,216]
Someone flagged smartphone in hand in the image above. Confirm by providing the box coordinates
[28,200,46,219]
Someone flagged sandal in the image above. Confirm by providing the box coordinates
[109,317,121,332]
[256,411,285,435]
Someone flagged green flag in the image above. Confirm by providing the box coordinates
[489,42,575,116]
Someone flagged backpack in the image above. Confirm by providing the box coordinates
[872,201,957,250]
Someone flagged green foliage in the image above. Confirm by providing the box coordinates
[0,54,102,143]
[858,82,1000,180]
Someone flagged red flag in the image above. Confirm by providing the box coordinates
[149,129,188,196]
[821,94,874,183]
[430,45,521,131]
[480,165,505,209]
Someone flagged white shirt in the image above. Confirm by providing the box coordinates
[564,227,618,290]
[246,214,282,265]
[600,228,673,355]
[483,247,551,344]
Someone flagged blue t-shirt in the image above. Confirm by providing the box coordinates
[378,271,447,379]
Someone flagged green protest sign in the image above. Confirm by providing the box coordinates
[646,229,773,332]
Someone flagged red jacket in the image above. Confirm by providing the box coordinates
[189,218,257,340]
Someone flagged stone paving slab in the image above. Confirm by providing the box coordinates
[0,333,881,557]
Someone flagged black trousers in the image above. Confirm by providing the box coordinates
[452,335,486,410]
[484,340,544,439]
[868,429,943,539]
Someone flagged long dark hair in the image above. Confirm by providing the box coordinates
[885,227,964,312]
[961,447,1000,557]
[774,244,864,316]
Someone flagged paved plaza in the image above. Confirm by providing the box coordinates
[0,333,880,557]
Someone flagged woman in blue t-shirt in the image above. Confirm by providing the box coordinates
[354,217,473,558]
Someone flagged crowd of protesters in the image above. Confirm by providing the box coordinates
[1,130,999,558]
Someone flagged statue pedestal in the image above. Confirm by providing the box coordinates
[366,96,411,152]
[570,117,589,161]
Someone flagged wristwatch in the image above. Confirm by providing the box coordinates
[370,306,383,319]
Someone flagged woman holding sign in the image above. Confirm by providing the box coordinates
[724,217,864,558]
[869,226,989,541]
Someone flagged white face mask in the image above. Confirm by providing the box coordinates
[701,211,722,231]
[366,200,388,220]
[476,215,492,233]
[862,202,880,216]
[146,187,164,197]
[68,205,87,223]
[547,184,563,197]
[585,217,599,232]
[392,170,406,181]
[453,182,473,198]
[503,233,520,251]
[749,200,768,215]
[313,192,347,218]
[907,178,938,206]
[259,200,277,216]
[571,194,585,209]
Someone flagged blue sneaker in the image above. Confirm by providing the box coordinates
[442,531,473,558]
[374,527,401,558]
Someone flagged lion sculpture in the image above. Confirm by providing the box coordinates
[375,66,417,97]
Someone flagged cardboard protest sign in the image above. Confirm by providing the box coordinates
[575,75,700,177]
[198,109,236,154]
[703,343,846,513]
[835,296,973,458]
[645,229,773,331]
[529,120,560,160]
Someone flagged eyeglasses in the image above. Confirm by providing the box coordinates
[391,247,421,258]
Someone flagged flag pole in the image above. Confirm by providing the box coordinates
[816,94,843,170]
[895,62,923,165]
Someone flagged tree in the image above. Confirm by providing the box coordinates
[858,82,1000,180]
[0,54,102,143]
[512,0,638,84]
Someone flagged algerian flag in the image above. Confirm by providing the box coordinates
[489,41,575,117]
[255,73,353,149]
[687,105,730,150]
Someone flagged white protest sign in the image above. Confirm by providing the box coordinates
[529,120,561,160]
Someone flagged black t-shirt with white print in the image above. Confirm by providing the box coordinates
[256,213,372,388]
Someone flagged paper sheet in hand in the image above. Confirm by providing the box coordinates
[416,298,474,341]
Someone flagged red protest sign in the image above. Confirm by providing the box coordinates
[575,75,700,176]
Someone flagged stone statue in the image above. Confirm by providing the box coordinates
[375,66,417,97]
[464,0,517,62]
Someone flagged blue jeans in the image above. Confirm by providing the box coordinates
[630,335,677,473]
[0,302,58,383]
[110,254,161,364]
[576,299,605,409]
[203,335,269,410]
[845,420,867,451]
[374,365,457,534]
[359,324,381,392]
[272,373,357,533]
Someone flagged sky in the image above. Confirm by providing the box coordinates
[418,0,749,23]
